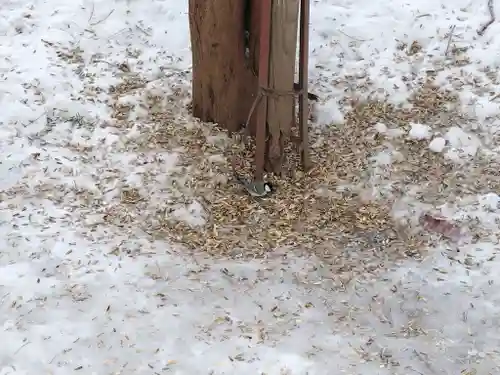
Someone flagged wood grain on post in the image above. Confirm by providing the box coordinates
[266,0,300,174]
[255,0,272,181]
[298,0,311,170]
[188,0,258,133]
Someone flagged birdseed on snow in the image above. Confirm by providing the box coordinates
[105,74,498,273]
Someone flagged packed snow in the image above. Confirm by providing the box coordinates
[428,136,447,153]
[374,122,388,134]
[1,0,500,374]
[408,123,432,140]
[444,126,482,161]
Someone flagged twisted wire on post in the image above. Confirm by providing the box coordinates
[244,86,304,131]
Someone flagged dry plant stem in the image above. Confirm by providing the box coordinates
[477,0,495,35]
[445,25,456,57]
[90,10,115,26]
[87,3,95,23]
[337,29,369,42]
[489,92,500,102]
[135,24,152,36]
[87,2,115,27]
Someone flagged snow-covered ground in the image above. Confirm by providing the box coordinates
[2,0,500,374]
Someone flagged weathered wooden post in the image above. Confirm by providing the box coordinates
[252,0,312,179]
[189,0,311,180]
[254,0,272,181]
[266,0,300,175]
[298,0,311,170]
[188,0,258,132]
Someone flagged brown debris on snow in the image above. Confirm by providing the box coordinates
[102,69,500,274]
[420,213,463,241]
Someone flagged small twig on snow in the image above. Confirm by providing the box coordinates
[83,28,97,36]
[337,29,371,42]
[415,13,431,19]
[445,25,456,57]
[22,111,47,127]
[14,341,31,355]
[90,9,115,27]
[477,0,496,36]
[87,3,95,23]
[135,24,152,37]
[489,92,500,101]
[92,59,116,67]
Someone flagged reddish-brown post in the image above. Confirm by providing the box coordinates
[188,1,258,132]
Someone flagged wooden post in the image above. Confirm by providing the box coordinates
[188,0,258,133]
[266,0,301,174]
[242,0,312,179]
[298,0,311,170]
[254,0,272,181]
